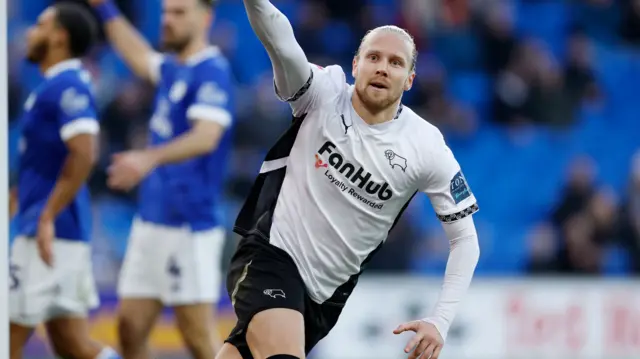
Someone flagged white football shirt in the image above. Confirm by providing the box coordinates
[234,64,478,304]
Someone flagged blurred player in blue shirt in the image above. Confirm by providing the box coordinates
[9,3,120,359]
[90,0,233,358]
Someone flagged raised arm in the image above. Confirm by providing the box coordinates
[90,0,159,82]
[243,0,310,99]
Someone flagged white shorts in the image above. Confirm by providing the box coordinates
[117,218,226,305]
[9,237,99,327]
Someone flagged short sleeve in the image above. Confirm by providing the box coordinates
[185,69,232,128]
[420,138,478,223]
[148,52,165,84]
[275,63,346,117]
[56,84,99,141]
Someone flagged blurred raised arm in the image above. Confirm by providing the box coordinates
[243,0,311,99]
[90,0,159,83]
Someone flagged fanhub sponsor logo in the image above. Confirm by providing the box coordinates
[316,141,392,209]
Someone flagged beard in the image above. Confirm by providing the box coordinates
[26,40,48,64]
[355,83,402,113]
[161,28,191,53]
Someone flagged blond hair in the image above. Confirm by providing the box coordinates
[356,25,418,72]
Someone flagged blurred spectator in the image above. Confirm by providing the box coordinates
[491,41,538,126]
[412,57,477,137]
[552,155,597,227]
[619,0,640,45]
[557,211,602,274]
[396,0,437,49]
[90,81,154,199]
[322,0,366,23]
[619,151,640,274]
[295,1,332,63]
[528,55,574,127]
[476,2,517,74]
[442,0,470,27]
[563,29,601,107]
[560,187,618,274]
[586,187,619,250]
[553,178,619,274]
[99,80,154,153]
[529,156,615,275]
[524,156,600,274]
[527,223,560,273]
[233,73,291,150]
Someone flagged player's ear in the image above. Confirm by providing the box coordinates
[404,72,415,91]
[52,28,67,49]
[204,8,214,28]
[352,56,358,79]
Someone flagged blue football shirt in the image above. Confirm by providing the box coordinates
[17,59,99,242]
[138,46,235,231]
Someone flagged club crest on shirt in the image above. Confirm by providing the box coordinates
[60,88,89,115]
[196,82,228,106]
[169,81,188,102]
[384,150,407,172]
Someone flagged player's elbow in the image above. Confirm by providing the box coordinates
[470,239,481,262]
[200,136,218,153]
[463,235,481,264]
[81,140,99,167]
[86,148,99,168]
[72,148,98,172]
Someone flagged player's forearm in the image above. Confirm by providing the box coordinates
[147,128,218,166]
[243,0,310,98]
[93,1,155,81]
[41,152,96,221]
[425,216,480,341]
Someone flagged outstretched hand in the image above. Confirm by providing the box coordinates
[393,320,444,359]
[107,150,158,191]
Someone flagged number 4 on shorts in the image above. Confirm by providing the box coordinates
[166,256,181,277]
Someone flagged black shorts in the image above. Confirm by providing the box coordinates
[224,235,344,359]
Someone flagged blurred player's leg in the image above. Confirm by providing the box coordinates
[9,237,120,359]
[117,299,163,359]
[174,304,221,359]
[118,219,226,359]
[117,219,165,359]
[46,317,106,359]
[9,323,33,359]
[169,227,226,359]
